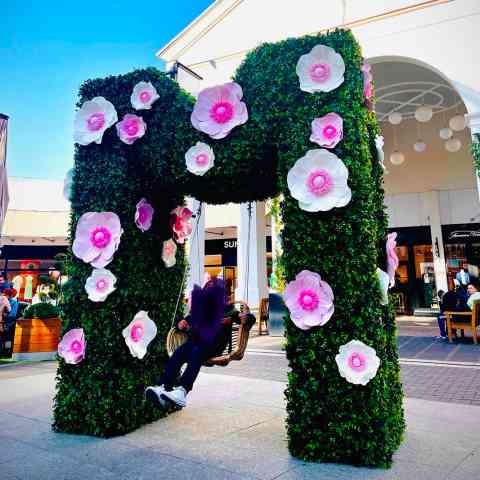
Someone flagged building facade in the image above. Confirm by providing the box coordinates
[157,0,480,311]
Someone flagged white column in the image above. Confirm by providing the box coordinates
[424,191,448,293]
[466,112,480,201]
[186,198,205,294]
[235,201,268,309]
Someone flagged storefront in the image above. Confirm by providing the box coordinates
[0,245,67,302]
[442,224,480,290]
[389,227,435,314]
[205,237,272,301]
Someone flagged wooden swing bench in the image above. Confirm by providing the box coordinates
[166,300,254,367]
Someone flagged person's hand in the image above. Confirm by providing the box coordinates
[178,319,189,330]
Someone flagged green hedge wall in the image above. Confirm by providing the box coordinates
[54,29,404,466]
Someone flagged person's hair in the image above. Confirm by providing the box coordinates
[468,279,480,291]
[437,290,445,299]
[2,288,14,298]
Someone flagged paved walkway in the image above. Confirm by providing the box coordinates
[1,365,480,480]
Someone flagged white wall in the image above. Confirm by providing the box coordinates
[385,189,480,228]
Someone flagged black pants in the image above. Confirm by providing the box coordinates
[158,339,223,392]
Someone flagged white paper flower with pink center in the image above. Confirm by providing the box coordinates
[72,212,123,268]
[376,268,389,306]
[58,328,86,365]
[287,149,351,212]
[162,239,177,268]
[170,207,193,244]
[386,232,399,287]
[310,113,343,148]
[185,142,215,176]
[74,97,118,146]
[335,340,380,386]
[191,82,248,139]
[122,311,157,359]
[296,45,345,93]
[131,81,160,110]
[85,268,117,302]
[116,114,146,145]
[283,270,334,330]
[135,198,154,232]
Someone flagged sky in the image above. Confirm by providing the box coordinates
[0,0,214,180]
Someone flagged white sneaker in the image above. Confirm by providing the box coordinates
[161,386,187,408]
[145,385,168,408]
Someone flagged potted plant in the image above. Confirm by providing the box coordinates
[13,303,62,361]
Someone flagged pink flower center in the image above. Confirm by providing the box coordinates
[307,170,333,196]
[90,227,112,249]
[70,340,83,353]
[123,118,139,137]
[96,279,108,291]
[348,352,367,372]
[164,245,174,257]
[138,206,149,224]
[298,289,319,312]
[131,322,144,343]
[323,124,337,140]
[310,63,331,83]
[140,90,151,103]
[210,101,234,124]
[196,153,209,166]
[87,112,105,132]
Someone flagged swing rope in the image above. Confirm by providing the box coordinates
[169,202,203,331]
[244,202,253,304]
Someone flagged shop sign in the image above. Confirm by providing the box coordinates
[449,230,480,240]
[224,240,237,249]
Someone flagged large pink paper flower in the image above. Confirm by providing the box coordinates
[310,113,343,148]
[191,82,248,139]
[162,239,177,268]
[135,198,154,232]
[74,97,117,146]
[283,270,334,330]
[85,268,117,302]
[335,340,380,386]
[72,212,123,268]
[386,232,399,287]
[361,62,374,111]
[116,114,146,145]
[170,207,193,244]
[58,328,86,365]
[131,81,159,110]
[287,149,351,212]
[122,311,157,359]
[296,45,345,93]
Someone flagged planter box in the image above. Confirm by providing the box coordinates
[13,317,61,361]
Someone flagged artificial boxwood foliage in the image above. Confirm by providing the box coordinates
[54,29,404,466]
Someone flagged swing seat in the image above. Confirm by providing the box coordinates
[166,301,254,367]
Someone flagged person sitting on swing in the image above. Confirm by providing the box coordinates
[146,277,249,408]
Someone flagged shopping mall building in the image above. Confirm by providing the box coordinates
[2,0,480,315]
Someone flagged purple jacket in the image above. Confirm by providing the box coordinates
[188,279,226,348]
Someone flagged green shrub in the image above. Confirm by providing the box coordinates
[54,29,404,465]
[23,303,60,319]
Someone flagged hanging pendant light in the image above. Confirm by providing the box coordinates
[445,138,462,152]
[413,119,426,153]
[388,112,403,125]
[415,105,433,123]
[414,141,427,152]
[439,127,453,140]
[390,150,405,165]
[449,114,466,132]
[390,125,405,166]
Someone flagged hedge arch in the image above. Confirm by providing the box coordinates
[54,29,404,467]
